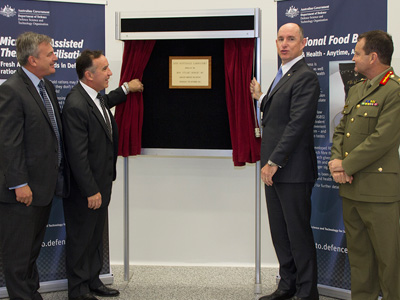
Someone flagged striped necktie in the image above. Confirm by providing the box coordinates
[38,80,61,165]
[97,93,113,141]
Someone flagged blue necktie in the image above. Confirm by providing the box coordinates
[269,67,283,95]
[38,80,62,165]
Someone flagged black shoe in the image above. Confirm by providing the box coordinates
[69,293,99,300]
[90,284,120,297]
[259,289,296,300]
[289,296,319,300]
[33,291,43,300]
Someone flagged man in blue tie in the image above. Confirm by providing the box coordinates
[250,23,320,300]
[0,32,68,300]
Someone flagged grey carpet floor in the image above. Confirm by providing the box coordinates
[35,265,339,300]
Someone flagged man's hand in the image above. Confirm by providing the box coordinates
[88,192,102,210]
[328,159,345,173]
[127,79,144,93]
[15,185,33,206]
[261,164,278,186]
[331,171,353,184]
[250,77,263,100]
[329,159,353,184]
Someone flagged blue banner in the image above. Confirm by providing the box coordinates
[277,0,387,292]
[0,0,106,294]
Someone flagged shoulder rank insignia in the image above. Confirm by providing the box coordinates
[379,71,393,85]
[361,100,378,106]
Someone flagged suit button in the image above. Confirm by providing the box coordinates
[346,133,351,138]
[356,104,361,108]
[345,152,349,157]
[350,118,355,122]
[364,112,368,117]
[378,167,383,172]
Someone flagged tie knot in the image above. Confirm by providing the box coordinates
[38,80,45,89]
[97,93,104,102]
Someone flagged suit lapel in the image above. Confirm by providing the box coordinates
[77,83,113,142]
[268,71,292,98]
[261,60,303,111]
[18,68,55,129]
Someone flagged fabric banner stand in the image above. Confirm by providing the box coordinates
[0,0,110,297]
[277,1,387,299]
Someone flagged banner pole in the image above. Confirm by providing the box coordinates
[254,35,262,295]
[124,157,129,281]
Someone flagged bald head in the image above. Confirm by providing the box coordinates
[276,23,306,65]
[278,23,304,39]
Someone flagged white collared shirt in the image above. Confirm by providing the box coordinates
[80,81,112,133]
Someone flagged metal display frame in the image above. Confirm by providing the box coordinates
[116,8,263,295]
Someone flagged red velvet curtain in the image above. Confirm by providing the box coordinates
[224,38,261,166]
[115,40,156,157]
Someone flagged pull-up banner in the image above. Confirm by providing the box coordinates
[277,0,387,295]
[0,0,106,297]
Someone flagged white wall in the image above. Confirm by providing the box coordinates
[104,0,400,267]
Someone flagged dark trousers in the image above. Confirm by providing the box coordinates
[265,182,318,299]
[0,202,52,300]
[63,197,107,298]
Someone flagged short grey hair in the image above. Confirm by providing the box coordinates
[16,32,52,66]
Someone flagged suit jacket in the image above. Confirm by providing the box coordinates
[331,68,400,203]
[261,58,320,183]
[0,68,67,205]
[62,83,126,207]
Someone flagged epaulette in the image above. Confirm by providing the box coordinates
[358,78,367,84]
[388,71,400,85]
[354,77,367,86]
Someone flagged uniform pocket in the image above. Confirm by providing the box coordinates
[354,106,379,135]
[359,171,399,197]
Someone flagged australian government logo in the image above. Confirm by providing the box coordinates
[0,5,17,18]
[285,6,299,19]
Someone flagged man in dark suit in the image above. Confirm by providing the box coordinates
[62,50,143,300]
[0,32,68,300]
[250,23,320,300]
